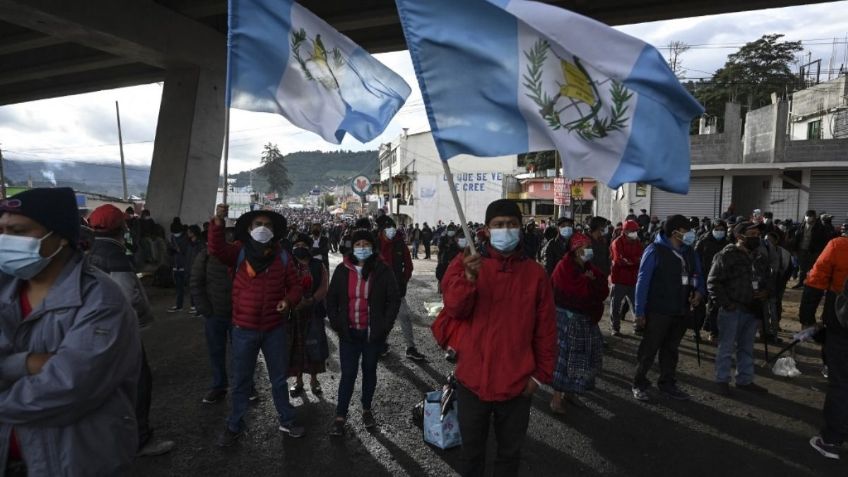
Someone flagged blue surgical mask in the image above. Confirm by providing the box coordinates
[353,247,372,262]
[457,238,468,248]
[582,248,594,261]
[559,226,573,239]
[681,230,696,246]
[447,231,456,237]
[384,227,397,240]
[489,228,520,252]
[712,230,726,241]
[0,231,63,280]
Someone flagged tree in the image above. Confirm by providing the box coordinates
[692,34,802,122]
[321,193,336,207]
[259,143,292,197]
[666,41,690,79]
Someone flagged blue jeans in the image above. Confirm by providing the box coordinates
[173,270,185,309]
[336,329,382,418]
[227,325,296,432]
[205,316,231,390]
[412,240,420,258]
[715,308,759,385]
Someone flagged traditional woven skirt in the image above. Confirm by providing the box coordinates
[287,306,327,377]
[552,307,603,393]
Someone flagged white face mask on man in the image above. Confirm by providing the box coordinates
[250,226,274,244]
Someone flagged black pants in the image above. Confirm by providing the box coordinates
[137,343,153,448]
[822,292,848,444]
[800,286,825,326]
[423,241,432,259]
[633,312,688,390]
[456,382,531,477]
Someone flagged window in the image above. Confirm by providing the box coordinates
[542,183,552,191]
[807,120,822,140]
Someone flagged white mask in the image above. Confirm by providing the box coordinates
[250,226,274,244]
[626,232,639,240]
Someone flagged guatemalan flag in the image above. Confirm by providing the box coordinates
[395,0,704,193]
[227,0,411,144]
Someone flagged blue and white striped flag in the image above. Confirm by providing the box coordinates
[395,0,704,193]
[228,0,411,144]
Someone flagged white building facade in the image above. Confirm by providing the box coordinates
[379,131,522,226]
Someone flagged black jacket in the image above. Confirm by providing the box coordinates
[421,227,434,243]
[708,244,772,314]
[326,258,400,343]
[190,246,233,319]
[695,233,728,279]
[541,236,568,276]
[792,221,830,256]
[436,240,461,282]
[591,236,612,277]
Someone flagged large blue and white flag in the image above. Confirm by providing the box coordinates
[227,0,411,144]
[395,0,704,193]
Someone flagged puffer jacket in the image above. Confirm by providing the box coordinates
[0,253,141,476]
[708,243,773,314]
[610,235,643,286]
[442,245,556,402]
[88,237,154,328]
[190,245,233,319]
[806,236,848,294]
[208,221,302,331]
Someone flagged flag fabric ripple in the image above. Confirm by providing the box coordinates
[228,0,411,144]
[395,0,704,193]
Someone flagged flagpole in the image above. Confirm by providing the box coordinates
[222,106,230,206]
[441,160,478,257]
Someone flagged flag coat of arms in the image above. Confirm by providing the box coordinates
[228,0,411,144]
[395,0,704,193]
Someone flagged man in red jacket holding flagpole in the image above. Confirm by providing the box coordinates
[440,199,557,477]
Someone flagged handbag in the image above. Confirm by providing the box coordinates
[423,375,462,450]
[304,314,330,362]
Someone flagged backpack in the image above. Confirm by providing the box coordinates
[232,247,290,278]
[836,277,848,328]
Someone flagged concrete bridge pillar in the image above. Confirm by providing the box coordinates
[145,67,225,227]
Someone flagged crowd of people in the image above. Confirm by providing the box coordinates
[1,187,846,476]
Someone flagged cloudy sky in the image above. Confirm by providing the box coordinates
[1,1,847,175]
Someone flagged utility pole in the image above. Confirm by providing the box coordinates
[0,145,6,199]
[115,101,129,201]
[554,150,561,219]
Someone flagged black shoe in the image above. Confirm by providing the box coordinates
[278,423,306,438]
[329,419,346,437]
[379,346,390,358]
[217,428,242,447]
[289,384,304,397]
[444,349,457,363]
[716,382,731,396]
[611,330,622,337]
[634,327,645,335]
[202,389,227,404]
[791,283,804,289]
[810,436,841,460]
[659,385,691,401]
[362,411,378,429]
[736,382,768,394]
[406,347,426,361]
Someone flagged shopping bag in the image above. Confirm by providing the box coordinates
[304,315,330,362]
[423,382,462,449]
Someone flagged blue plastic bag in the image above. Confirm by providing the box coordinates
[423,390,461,449]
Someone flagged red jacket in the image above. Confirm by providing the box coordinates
[208,221,302,331]
[379,234,413,283]
[552,252,609,322]
[441,246,557,401]
[610,235,643,286]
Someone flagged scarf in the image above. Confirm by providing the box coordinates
[244,238,278,274]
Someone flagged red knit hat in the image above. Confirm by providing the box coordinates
[623,220,639,232]
[570,232,591,251]
[88,204,127,232]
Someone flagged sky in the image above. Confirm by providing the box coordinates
[1,1,847,175]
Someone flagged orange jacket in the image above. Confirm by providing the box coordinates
[806,236,848,293]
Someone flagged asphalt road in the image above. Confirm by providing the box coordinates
[131,251,844,477]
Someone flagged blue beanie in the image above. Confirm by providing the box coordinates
[0,187,81,247]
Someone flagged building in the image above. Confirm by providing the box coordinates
[505,172,597,224]
[596,74,848,225]
[378,131,522,226]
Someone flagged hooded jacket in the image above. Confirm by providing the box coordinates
[208,220,302,331]
[610,235,643,286]
[441,245,557,401]
[0,253,141,476]
[326,255,400,343]
[88,237,154,328]
[635,232,706,318]
[552,252,609,322]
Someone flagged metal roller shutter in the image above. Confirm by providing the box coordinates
[809,171,848,222]
[650,177,723,220]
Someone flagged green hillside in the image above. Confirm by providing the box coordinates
[230,149,377,198]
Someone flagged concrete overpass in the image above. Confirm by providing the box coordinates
[0,0,836,224]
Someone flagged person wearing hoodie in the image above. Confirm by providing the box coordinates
[325,229,400,436]
[609,220,644,336]
[632,215,705,402]
[550,233,609,415]
[440,199,557,477]
[541,217,574,276]
[375,215,424,361]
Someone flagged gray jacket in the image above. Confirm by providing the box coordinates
[0,253,141,476]
[88,237,155,328]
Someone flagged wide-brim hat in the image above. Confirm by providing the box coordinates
[234,210,287,243]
